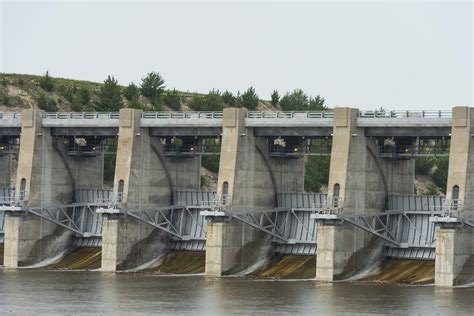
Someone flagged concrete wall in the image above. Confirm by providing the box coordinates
[206,108,304,276]
[435,106,474,286]
[316,107,414,281]
[4,109,104,268]
[102,108,201,271]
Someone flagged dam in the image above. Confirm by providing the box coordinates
[0,107,473,287]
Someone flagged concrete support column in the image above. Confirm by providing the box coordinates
[102,108,201,271]
[435,106,474,286]
[4,109,104,267]
[316,107,414,281]
[206,108,304,276]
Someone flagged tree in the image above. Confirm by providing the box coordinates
[163,89,182,111]
[128,98,144,110]
[280,89,326,111]
[222,90,236,106]
[140,72,165,98]
[78,86,91,105]
[271,90,279,107]
[39,71,54,92]
[96,76,123,111]
[188,90,224,112]
[239,86,259,110]
[415,157,435,175]
[304,156,330,192]
[123,82,140,101]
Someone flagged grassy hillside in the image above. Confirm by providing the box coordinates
[0,73,273,113]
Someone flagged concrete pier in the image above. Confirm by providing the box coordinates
[4,109,104,268]
[205,108,305,276]
[101,108,202,271]
[435,106,474,286]
[315,107,414,281]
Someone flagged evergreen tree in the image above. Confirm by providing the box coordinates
[140,72,165,98]
[96,76,123,111]
[123,82,140,101]
[240,86,259,110]
[39,71,54,92]
[271,89,279,107]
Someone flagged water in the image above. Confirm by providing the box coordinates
[0,270,473,315]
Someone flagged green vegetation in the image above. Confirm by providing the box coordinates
[123,83,140,101]
[304,156,330,192]
[202,155,220,173]
[433,157,449,193]
[163,89,182,111]
[36,91,58,111]
[222,90,236,106]
[415,157,434,175]
[140,72,165,99]
[39,71,54,92]
[189,90,225,112]
[271,90,279,107]
[96,76,123,111]
[239,86,259,110]
[280,89,326,111]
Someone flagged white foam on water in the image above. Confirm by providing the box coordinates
[126,252,168,272]
[20,250,68,269]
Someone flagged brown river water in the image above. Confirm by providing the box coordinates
[0,268,473,315]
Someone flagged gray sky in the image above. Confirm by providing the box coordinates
[1,1,472,110]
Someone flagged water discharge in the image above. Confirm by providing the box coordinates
[359,259,435,285]
[49,247,102,270]
[253,255,316,279]
[144,251,205,274]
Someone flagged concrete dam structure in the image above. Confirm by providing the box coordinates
[0,107,473,286]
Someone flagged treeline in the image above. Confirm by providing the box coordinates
[28,71,327,112]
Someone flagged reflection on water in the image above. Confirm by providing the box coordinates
[0,270,472,314]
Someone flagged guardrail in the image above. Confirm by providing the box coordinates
[0,112,22,119]
[246,111,334,119]
[43,112,120,119]
[142,112,223,119]
[358,110,451,118]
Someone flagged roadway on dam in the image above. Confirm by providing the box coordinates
[0,270,472,314]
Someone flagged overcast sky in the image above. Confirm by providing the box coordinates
[1,1,472,110]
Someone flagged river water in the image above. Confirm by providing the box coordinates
[0,270,472,315]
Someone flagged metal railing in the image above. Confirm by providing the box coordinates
[0,112,22,120]
[43,112,120,119]
[142,112,223,119]
[358,110,452,118]
[246,111,334,119]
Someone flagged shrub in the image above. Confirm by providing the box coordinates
[36,92,58,111]
[2,93,11,107]
[163,89,182,111]
[1,78,7,87]
[271,90,279,107]
[424,183,439,195]
[239,86,259,110]
[304,156,330,192]
[96,76,123,111]
[222,90,236,106]
[433,157,449,193]
[39,71,54,92]
[78,86,91,105]
[188,90,224,112]
[128,98,144,110]
[280,89,326,111]
[123,82,140,101]
[71,94,83,112]
[202,155,220,173]
[140,72,165,98]
[150,96,163,111]
[201,175,209,188]
[17,78,25,86]
[415,157,434,175]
